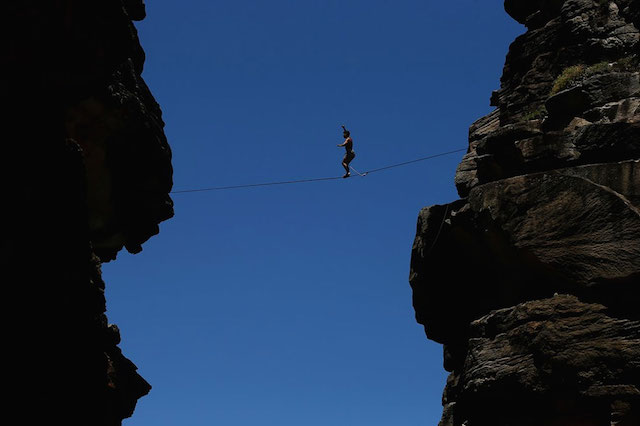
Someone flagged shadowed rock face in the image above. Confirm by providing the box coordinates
[410,1,639,425]
[443,295,640,426]
[1,1,171,424]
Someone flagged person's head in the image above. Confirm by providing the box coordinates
[342,125,350,137]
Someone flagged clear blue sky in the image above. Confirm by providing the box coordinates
[103,2,523,425]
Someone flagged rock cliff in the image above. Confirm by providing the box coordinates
[410,1,639,424]
[1,1,172,424]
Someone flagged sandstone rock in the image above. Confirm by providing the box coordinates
[123,0,146,21]
[494,0,638,127]
[1,1,171,424]
[65,59,175,261]
[469,108,501,143]
[467,161,640,285]
[440,295,640,426]
[411,2,640,424]
[412,160,640,349]
[546,72,640,118]
[504,0,565,28]
[456,72,640,194]
[584,97,640,123]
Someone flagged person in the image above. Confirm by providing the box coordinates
[337,125,355,178]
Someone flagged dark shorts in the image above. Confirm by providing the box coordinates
[343,150,355,164]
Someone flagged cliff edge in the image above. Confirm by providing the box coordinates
[410,1,639,424]
[1,1,172,424]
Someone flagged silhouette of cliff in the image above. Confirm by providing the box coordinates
[410,1,639,424]
[1,1,172,424]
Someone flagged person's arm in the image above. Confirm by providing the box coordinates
[338,125,349,146]
[337,137,352,147]
[338,136,353,146]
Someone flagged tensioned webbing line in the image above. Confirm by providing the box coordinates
[170,147,467,194]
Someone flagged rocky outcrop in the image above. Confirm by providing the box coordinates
[442,295,640,425]
[1,1,171,424]
[410,1,639,425]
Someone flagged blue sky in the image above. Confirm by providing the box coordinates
[103,2,523,425]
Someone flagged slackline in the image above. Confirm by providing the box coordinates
[171,147,467,194]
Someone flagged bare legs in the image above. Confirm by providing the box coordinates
[342,161,350,178]
[342,152,355,178]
